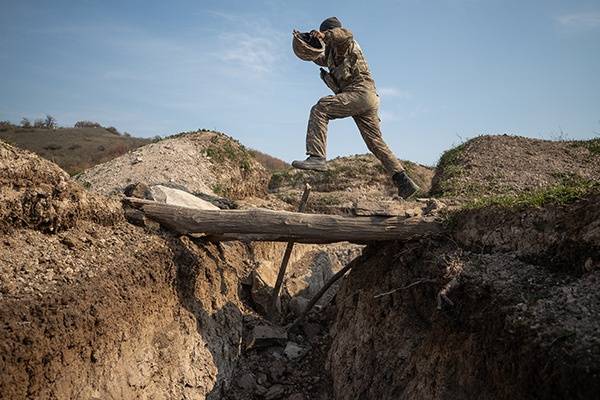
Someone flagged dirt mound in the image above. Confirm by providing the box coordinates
[431,135,600,199]
[0,141,121,233]
[327,192,600,399]
[77,131,269,200]
[269,154,434,214]
[0,140,360,399]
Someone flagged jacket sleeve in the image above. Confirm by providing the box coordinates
[313,52,327,67]
[324,28,354,55]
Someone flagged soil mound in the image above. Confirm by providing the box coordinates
[431,135,600,198]
[0,141,121,233]
[269,154,434,214]
[77,131,269,200]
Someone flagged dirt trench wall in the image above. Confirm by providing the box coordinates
[328,242,600,400]
[0,219,341,400]
[327,197,600,400]
[0,223,276,399]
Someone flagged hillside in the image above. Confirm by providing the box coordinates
[0,126,151,175]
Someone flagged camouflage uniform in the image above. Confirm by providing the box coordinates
[306,28,404,175]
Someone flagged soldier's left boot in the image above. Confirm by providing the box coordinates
[392,171,420,199]
[292,155,327,172]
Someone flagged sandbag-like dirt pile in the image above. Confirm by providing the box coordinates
[328,191,600,399]
[77,130,269,200]
[431,135,600,198]
[0,141,121,233]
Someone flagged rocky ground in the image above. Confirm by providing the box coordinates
[269,154,434,214]
[1,133,599,399]
[77,130,269,200]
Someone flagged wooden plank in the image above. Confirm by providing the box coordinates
[124,197,442,243]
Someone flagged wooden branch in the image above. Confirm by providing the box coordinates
[373,279,437,299]
[124,197,442,243]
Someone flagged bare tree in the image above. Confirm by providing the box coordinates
[33,118,45,128]
[20,118,31,128]
[44,115,57,129]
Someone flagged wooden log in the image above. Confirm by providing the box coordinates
[124,197,442,243]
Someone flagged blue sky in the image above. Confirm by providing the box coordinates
[1,0,599,165]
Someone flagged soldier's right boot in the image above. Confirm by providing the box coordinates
[392,171,420,199]
[292,155,327,172]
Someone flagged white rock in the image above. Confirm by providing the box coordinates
[150,185,220,210]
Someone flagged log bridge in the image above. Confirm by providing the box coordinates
[125,197,442,244]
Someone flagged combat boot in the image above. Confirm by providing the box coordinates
[392,171,420,199]
[292,155,327,172]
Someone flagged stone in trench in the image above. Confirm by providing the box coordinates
[124,182,154,200]
[269,359,287,382]
[251,260,278,314]
[288,296,310,317]
[284,342,305,360]
[236,372,256,391]
[301,322,322,342]
[284,250,341,316]
[255,384,268,396]
[265,384,286,400]
[247,325,287,349]
[256,372,268,385]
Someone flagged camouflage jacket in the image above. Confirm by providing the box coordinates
[314,28,376,92]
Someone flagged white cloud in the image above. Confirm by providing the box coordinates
[207,10,287,76]
[378,86,412,99]
[556,12,600,28]
[217,32,280,74]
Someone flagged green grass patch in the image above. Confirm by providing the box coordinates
[463,178,598,211]
[433,142,468,196]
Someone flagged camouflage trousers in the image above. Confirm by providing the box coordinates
[306,89,404,176]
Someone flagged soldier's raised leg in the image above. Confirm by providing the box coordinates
[293,92,362,171]
[353,109,420,198]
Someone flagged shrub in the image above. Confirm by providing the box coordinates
[0,121,14,131]
[20,118,31,128]
[33,119,45,128]
[74,120,101,128]
[106,126,120,135]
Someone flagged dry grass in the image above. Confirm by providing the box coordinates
[0,127,151,175]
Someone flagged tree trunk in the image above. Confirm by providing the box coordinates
[125,198,442,244]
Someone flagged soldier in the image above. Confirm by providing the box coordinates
[292,17,420,199]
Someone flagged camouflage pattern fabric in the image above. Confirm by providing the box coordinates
[306,28,404,175]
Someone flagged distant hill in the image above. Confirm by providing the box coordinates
[0,126,151,175]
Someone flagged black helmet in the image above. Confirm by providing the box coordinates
[319,17,342,32]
